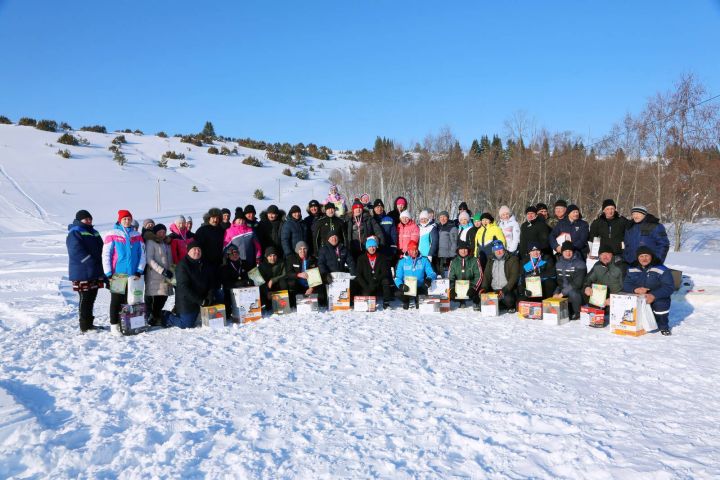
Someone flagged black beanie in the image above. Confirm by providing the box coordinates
[187,240,201,252]
[566,204,580,216]
[221,208,231,216]
[480,212,494,222]
[554,199,568,208]
[75,209,92,221]
[602,199,616,210]
[536,202,548,211]
[525,205,538,214]
[636,246,655,260]
[267,205,280,215]
[152,223,167,234]
[264,246,278,257]
[289,205,301,215]
[373,199,384,208]
[560,241,574,252]
[244,204,256,215]
[308,199,320,208]
[599,244,614,255]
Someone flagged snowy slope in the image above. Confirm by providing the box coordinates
[1,125,720,478]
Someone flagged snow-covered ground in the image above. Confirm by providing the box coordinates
[1,125,720,478]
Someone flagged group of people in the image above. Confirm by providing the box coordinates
[66,185,676,336]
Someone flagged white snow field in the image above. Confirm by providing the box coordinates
[1,124,720,478]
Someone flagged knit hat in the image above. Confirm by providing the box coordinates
[221,208,231,216]
[554,199,568,208]
[225,244,239,255]
[187,240,201,252]
[525,205,538,214]
[399,210,411,220]
[407,240,419,251]
[360,193,370,203]
[326,230,339,241]
[373,199,384,208]
[480,212,494,222]
[324,202,336,211]
[117,209,132,222]
[636,246,654,260]
[438,211,450,219]
[152,223,167,234]
[352,200,364,211]
[142,219,155,230]
[602,199,616,210]
[491,240,505,252]
[458,211,470,223]
[527,242,541,253]
[289,205,302,215]
[207,207,222,219]
[186,216,193,223]
[295,241,308,252]
[308,199,320,209]
[498,205,511,217]
[631,205,648,216]
[599,244,614,255]
[366,237,378,248]
[131,219,139,229]
[566,204,580,217]
[396,197,407,207]
[456,240,470,253]
[419,210,429,219]
[266,204,280,215]
[244,204,257,215]
[536,202,548,211]
[175,215,186,223]
[560,241,574,252]
[75,209,92,221]
[472,212,482,222]
[458,201,469,211]
[264,246,278,257]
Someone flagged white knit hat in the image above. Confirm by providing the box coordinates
[400,210,411,220]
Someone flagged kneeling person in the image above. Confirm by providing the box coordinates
[449,241,483,310]
[355,237,393,308]
[286,241,324,307]
[583,244,624,307]
[394,240,436,310]
[480,240,521,313]
[622,246,675,335]
[553,241,587,320]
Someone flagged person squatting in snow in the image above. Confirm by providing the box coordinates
[66,196,675,336]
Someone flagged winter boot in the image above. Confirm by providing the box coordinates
[473,304,481,312]
[110,324,122,336]
[661,329,672,336]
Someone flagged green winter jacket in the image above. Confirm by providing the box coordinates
[583,260,624,294]
[448,255,483,290]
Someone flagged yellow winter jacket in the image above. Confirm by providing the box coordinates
[474,222,506,254]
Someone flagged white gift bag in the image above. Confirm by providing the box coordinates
[127,276,145,305]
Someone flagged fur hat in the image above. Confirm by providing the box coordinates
[207,207,222,219]
[266,204,280,215]
[480,212,494,222]
[560,241,574,252]
[535,202,548,211]
[244,204,256,215]
[525,205,538,214]
[152,223,167,234]
[554,199,568,208]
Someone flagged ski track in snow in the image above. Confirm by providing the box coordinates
[1,233,720,478]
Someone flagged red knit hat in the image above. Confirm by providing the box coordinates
[117,209,132,222]
[407,240,419,251]
[352,201,364,211]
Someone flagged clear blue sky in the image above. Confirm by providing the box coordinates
[1,0,718,150]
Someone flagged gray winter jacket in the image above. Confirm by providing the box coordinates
[437,221,458,258]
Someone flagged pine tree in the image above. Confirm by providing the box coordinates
[201,121,216,138]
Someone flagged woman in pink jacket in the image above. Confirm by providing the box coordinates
[396,210,420,257]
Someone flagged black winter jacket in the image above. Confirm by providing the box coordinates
[257,210,285,256]
[193,224,225,267]
[318,244,356,276]
[312,215,346,251]
[355,252,392,293]
[175,256,212,315]
[519,216,551,259]
[346,211,384,257]
[285,253,319,292]
[589,212,628,256]
[554,252,587,295]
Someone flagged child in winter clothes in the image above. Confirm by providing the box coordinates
[224,210,262,271]
[322,185,347,217]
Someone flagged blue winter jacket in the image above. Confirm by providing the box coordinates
[281,217,309,257]
[374,213,398,256]
[394,255,436,288]
[623,214,670,264]
[66,220,104,281]
[549,218,590,255]
[418,221,439,258]
[623,262,674,314]
[102,223,146,277]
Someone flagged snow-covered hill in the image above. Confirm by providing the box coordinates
[1,124,720,478]
[0,124,354,234]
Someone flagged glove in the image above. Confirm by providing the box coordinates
[325,273,334,284]
[401,284,410,293]
[162,270,174,279]
[524,289,533,297]
[424,278,433,288]
[478,288,485,294]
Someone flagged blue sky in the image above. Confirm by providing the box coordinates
[1,0,719,149]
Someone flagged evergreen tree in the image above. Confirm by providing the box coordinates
[201,121,216,138]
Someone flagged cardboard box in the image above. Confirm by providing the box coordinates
[480,293,499,317]
[609,294,646,337]
[231,287,262,323]
[429,278,451,313]
[296,294,319,314]
[200,304,227,329]
[271,290,292,315]
[328,273,351,311]
[419,296,440,313]
[518,301,543,320]
[353,295,377,312]
[542,298,569,326]
[580,305,607,328]
[119,303,149,335]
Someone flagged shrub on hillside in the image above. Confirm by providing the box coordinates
[156,131,168,138]
[191,185,199,192]
[282,168,292,176]
[108,145,120,153]
[242,156,263,167]
[238,137,269,150]
[207,146,219,155]
[112,135,127,145]
[57,133,80,146]
[220,146,232,156]
[56,149,71,159]
[114,151,126,166]
[254,189,265,200]
[267,150,295,166]
[59,121,72,130]
[134,129,144,135]
[80,125,107,133]
[0,115,12,124]
[18,117,37,127]
[158,157,168,168]
[179,161,189,168]
[295,169,310,180]
[180,135,203,147]
[36,119,58,132]
[162,151,185,160]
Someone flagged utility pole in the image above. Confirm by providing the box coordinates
[156,178,161,212]
[278,179,281,202]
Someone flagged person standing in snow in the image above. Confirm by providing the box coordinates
[168,215,194,265]
[623,205,670,265]
[281,205,309,258]
[186,216,194,234]
[394,240,437,310]
[372,199,398,258]
[623,246,675,335]
[313,203,346,251]
[547,199,568,230]
[417,210,439,267]
[257,204,285,257]
[498,205,521,255]
[535,203,549,221]
[474,212,506,268]
[588,199,628,262]
[303,200,323,256]
[243,205,259,231]
[397,210,420,258]
[552,241,587,320]
[66,209,105,332]
[346,200,384,259]
[194,207,226,291]
[388,196,409,224]
[102,209,146,335]
[224,209,262,271]
[456,211,473,246]
[435,211,458,275]
[144,224,174,326]
[455,201,473,226]
[220,208,232,230]
[549,204,590,259]
[322,185,347,217]
[519,206,551,262]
